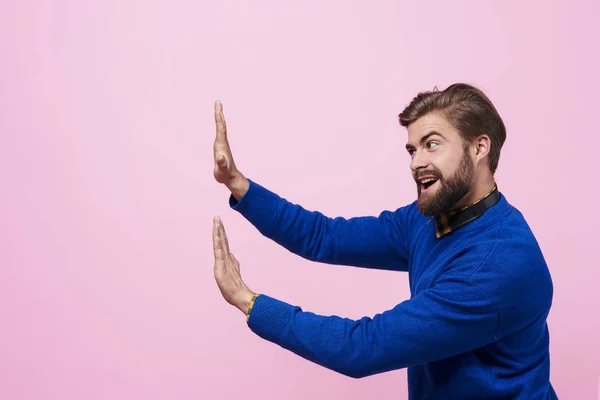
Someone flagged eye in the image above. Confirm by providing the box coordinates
[407,148,415,157]
[426,141,438,150]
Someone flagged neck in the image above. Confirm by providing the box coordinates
[453,174,496,210]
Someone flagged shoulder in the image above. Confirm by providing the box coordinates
[483,201,548,279]
[468,208,554,336]
[462,195,547,275]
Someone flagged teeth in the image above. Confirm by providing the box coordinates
[421,178,436,183]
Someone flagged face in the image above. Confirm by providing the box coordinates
[405,113,475,216]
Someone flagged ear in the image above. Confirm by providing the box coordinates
[474,134,491,162]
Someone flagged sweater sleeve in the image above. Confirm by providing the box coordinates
[228,179,414,272]
[246,275,498,378]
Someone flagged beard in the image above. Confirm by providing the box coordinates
[416,149,475,216]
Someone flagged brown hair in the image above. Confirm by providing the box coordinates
[398,83,506,175]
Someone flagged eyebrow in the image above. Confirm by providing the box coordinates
[405,131,447,151]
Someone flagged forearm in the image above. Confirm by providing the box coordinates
[229,179,409,271]
[246,283,498,379]
[247,294,395,378]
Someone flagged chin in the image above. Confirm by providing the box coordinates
[417,199,438,216]
[417,189,446,216]
[417,204,438,217]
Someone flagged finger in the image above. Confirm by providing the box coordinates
[212,216,225,261]
[213,101,230,169]
[214,100,228,144]
[218,219,231,256]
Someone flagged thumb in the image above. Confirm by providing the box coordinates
[216,153,228,168]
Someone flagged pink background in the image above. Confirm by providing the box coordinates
[1,1,599,399]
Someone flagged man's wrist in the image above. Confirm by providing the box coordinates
[227,173,250,202]
[235,288,257,316]
[245,292,259,322]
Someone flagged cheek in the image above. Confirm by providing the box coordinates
[433,154,462,177]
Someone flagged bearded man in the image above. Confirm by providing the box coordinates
[211,83,558,400]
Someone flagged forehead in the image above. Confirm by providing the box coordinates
[406,113,460,144]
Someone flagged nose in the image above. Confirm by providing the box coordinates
[410,150,429,173]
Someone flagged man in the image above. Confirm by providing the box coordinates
[211,83,558,399]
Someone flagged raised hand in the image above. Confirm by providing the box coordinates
[213,101,249,200]
[212,216,255,314]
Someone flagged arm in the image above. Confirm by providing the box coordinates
[229,178,416,272]
[246,274,499,378]
[211,101,413,271]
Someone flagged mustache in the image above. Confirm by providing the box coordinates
[414,170,442,182]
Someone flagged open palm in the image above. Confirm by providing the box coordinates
[212,216,254,313]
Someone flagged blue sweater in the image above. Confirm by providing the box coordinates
[230,179,558,400]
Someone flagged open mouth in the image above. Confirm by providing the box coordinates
[419,177,439,192]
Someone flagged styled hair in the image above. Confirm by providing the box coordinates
[398,83,506,175]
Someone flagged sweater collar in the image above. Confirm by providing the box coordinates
[434,185,500,238]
